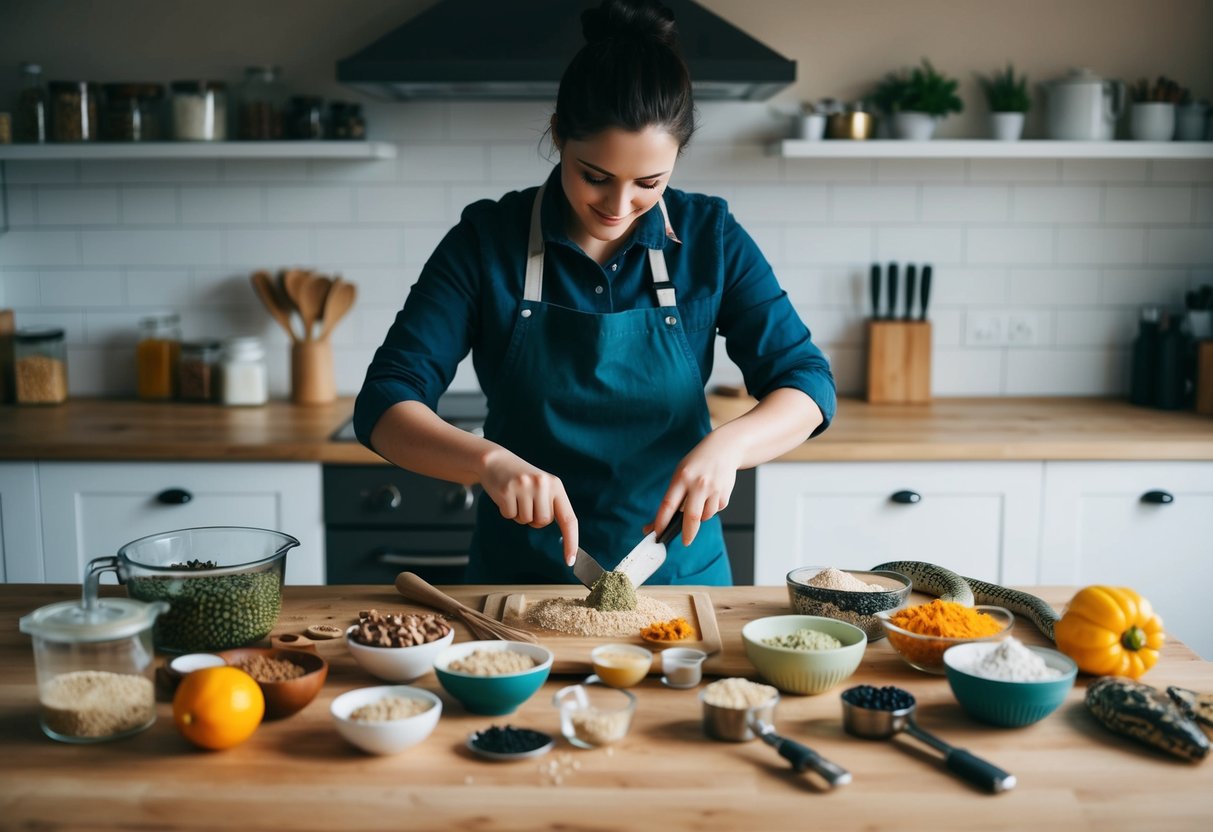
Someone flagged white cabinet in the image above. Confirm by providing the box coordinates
[1040,461,1213,659]
[755,462,1043,586]
[37,462,325,585]
[0,463,44,582]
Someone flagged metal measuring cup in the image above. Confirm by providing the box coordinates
[841,689,1016,793]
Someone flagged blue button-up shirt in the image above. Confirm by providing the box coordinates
[354,165,835,445]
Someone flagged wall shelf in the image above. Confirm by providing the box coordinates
[769,139,1213,160]
[0,141,397,161]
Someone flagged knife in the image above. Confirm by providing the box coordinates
[919,264,933,321]
[615,510,684,589]
[904,264,917,320]
[886,262,898,321]
[571,546,608,589]
[869,263,881,320]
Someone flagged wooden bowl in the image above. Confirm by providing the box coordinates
[219,647,328,719]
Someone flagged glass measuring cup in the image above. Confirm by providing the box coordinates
[841,686,1016,793]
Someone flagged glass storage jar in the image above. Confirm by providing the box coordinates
[14,327,68,405]
[49,80,100,142]
[178,340,220,402]
[327,101,366,140]
[170,81,227,141]
[136,313,181,400]
[237,65,285,140]
[219,335,268,405]
[286,95,325,139]
[19,593,168,743]
[102,83,164,142]
[15,62,48,143]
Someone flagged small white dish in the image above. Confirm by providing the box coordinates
[661,647,707,688]
[169,653,226,675]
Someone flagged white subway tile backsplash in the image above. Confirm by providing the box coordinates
[1012,186,1101,223]
[1007,268,1100,305]
[314,228,402,265]
[308,158,400,184]
[355,185,446,224]
[832,186,918,222]
[224,229,312,267]
[966,227,1052,264]
[120,188,178,225]
[819,345,863,397]
[728,185,828,223]
[403,227,449,265]
[6,161,78,185]
[35,188,120,226]
[0,230,80,267]
[84,310,156,346]
[488,144,557,186]
[40,271,125,307]
[125,270,193,308]
[399,144,488,183]
[933,349,1003,396]
[1100,268,1190,306]
[193,271,261,307]
[266,187,354,223]
[1147,228,1213,265]
[66,347,132,397]
[676,144,781,183]
[83,229,223,266]
[745,225,782,261]
[930,308,963,348]
[82,160,220,183]
[795,306,865,347]
[931,268,1007,305]
[876,160,966,183]
[920,186,1009,222]
[784,226,872,265]
[5,186,37,228]
[221,159,309,182]
[1054,308,1138,348]
[779,267,864,308]
[781,159,874,183]
[1061,159,1148,183]
[449,102,549,142]
[967,159,1059,183]
[1105,186,1193,224]
[1,271,40,305]
[1056,227,1145,265]
[1004,349,1127,395]
[1197,187,1213,223]
[19,311,85,345]
[1150,159,1213,183]
[877,226,964,264]
[181,187,262,224]
[382,102,449,142]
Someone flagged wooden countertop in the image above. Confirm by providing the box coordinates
[1,395,1211,463]
[1,584,1210,831]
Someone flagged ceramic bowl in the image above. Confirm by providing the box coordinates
[877,605,1014,675]
[434,641,553,716]
[590,643,652,689]
[943,643,1078,727]
[345,625,454,683]
[219,647,328,719]
[741,615,867,695]
[330,685,442,755]
[785,567,912,641]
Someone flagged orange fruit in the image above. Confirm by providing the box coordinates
[173,666,265,750]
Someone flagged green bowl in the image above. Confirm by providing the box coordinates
[943,643,1077,728]
[434,641,553,716]
[741,615,867,695]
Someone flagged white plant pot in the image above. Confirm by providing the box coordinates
[1129,102,1176,141]
[988,112,1026,141]
[891,112,939,140]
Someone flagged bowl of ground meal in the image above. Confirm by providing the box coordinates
[110,527,298,653]
[741,615,867,695]
[331,685,443,755]
[219,647,328,719]
[943,639,1077,728]
[785,567,912,641]
[434,641,554,716]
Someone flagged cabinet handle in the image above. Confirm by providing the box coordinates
[1140,490,1174,505]
[370,484,402,512]
[890,490,921,505]
[156,488,193,505]
[446,485,475,512]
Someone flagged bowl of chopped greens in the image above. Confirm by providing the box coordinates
[741,615,867,695]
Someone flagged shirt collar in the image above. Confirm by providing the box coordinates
[539,164,679,253]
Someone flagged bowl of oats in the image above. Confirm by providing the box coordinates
[330,685,442,755]
[434,640,553,716]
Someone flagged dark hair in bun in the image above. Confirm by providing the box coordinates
[554,0,696,149]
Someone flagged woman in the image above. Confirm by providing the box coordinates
[354,0,835,585]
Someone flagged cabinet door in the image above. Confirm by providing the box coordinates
[754,462,1043,586]
[1040,461,1213,659]
[0,463,44,583]
[38,462,324,585]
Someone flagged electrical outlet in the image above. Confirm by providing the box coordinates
[1006,310,1048,347]
[965,312,1004,347]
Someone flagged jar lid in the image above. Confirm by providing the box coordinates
[19,598,168,644]
[15,326,65,343]
[170,80,227,93]
[222,335,265,358]
[103,82,165,99]
[182,340,222,354]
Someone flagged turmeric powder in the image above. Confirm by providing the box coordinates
[640,617,695,642]
[885,599,1009,671]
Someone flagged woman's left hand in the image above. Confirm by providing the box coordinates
[646,432,742,548]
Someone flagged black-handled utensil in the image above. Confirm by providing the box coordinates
[869,263,882,320]
[749,714,852,788]
[886,262,899,321]
[904,264,917,320]
[919,264,933,321]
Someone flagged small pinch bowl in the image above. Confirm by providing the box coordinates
[218,647,327,719]
[877,605,1014,675]
[330,685,442,755]
[345,625,455,683]
[434,641,553,716]
[943,643,1077,727]
[785,567,911,641]
[741,615,867,695]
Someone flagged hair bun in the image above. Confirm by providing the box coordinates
[581,0,678,48]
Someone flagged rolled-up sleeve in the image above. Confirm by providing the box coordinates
[715,210,837,435]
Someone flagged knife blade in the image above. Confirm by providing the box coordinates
[571,546,607,589]
[869,263,881,320]
[886,262,898,321]
[616,510,683,589]
[904,264,917,320]
[919,264,933,321]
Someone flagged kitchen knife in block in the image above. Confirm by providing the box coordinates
[867,320,931,404]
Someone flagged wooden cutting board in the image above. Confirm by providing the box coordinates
[481,588,723,675]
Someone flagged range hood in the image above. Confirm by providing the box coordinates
[337,0,795,101]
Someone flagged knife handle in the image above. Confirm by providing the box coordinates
[886,263,898,320]
[919,265,932,321]
[869,263,881,320]
[657,510,684,546]
[904,264,917,320]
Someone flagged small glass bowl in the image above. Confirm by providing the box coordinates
[552,680,636,749]
[876,605,1014,675]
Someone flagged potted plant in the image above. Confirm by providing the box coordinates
[872,59,963,140]
[979,64,1031,140]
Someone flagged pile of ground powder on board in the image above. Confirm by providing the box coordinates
[806,567,886,592]
[525,595,679,637]
[585,571,637,612]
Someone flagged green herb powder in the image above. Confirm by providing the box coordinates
[586,571,638,613]
[762,628,843,651]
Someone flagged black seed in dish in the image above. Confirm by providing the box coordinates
[841,684,915,711]
[470,725,552,755]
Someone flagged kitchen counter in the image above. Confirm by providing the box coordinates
[1,395,1211,462]
[1,584,1210,831]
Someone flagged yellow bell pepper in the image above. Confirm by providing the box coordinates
[1054,586,1165,680]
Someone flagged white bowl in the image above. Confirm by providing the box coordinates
[330,685,442,755]
[345,626,455,683]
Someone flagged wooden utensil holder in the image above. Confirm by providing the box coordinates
[867,320,931,403]
[291,340,335,405]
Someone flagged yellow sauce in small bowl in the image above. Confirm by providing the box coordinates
[591,644,653,688]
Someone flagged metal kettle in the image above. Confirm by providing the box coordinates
[1043,68,1126,140]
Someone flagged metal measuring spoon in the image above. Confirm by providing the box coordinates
[841,690,1016,793]
[746,711,852,788]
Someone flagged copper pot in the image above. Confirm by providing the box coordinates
[827,112,876,140]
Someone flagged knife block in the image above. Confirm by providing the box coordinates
[867,320,931,403]
[291,340,336,405]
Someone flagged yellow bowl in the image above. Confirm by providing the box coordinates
[590,644,652,688]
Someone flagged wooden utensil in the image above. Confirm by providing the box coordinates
[282,269,312,333]
[319,278,356,340]
[298,275,332,340]
[395,572,538,643]
[250,271,299,343]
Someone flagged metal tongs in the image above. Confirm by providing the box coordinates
[746,711,852,789]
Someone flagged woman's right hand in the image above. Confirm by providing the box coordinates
[479,446,579,566]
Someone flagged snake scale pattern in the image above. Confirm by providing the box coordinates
[871,560,1060,642]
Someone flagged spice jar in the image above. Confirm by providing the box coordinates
[219,335,268,406]
[237,66,285,140]
[49,80,100,142]
[19,592,167,743]
[102,83,164,142]
[14,327,68,405]
[286,95,325,140]
[179,340,220,402]
[170,81,227,141]
[136,313,181,400]
[327,101,366,140]
[15,62,48,143]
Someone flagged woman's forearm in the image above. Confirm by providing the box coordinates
[368,400,500,485]
[710,387,822,469]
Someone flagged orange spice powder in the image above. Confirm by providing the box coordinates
[640,617,695,641]
[890,599,1004,638]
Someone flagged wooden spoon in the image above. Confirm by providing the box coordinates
[319,278,356,341]
[395,572,538,643]
[250,271,299,343]
[282,268,312,332]
[298,275,332,341]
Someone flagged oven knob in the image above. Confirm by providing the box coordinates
[446,485,475,512]
[370,484,403,512]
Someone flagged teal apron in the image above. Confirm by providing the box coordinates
[467,184,731,585]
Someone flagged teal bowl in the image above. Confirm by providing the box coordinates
[434,641,553,716]
[943,642,1077,728]
[741,615,867,695]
